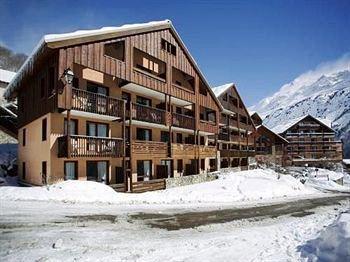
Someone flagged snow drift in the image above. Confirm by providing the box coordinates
[0,169,320,205]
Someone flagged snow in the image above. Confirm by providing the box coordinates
[0,68,16,84]
[0,169,322,205]
[211,83,233,97]
[298,211,350,261]
[343,159,350,165]
[271,115,333,134]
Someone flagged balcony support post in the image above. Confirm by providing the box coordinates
[129,102,133,193]
[67,109,71,159]
[122,100,127,192]
[168,95,172,158]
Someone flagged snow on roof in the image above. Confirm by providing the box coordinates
[0,69,16,84]
[211,83,233,97]
[270,115,333,134]
[256,124,289,143]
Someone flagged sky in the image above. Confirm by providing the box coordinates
[0,0,349,106]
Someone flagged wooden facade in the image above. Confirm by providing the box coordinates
[9,20,220,192]
[278,115,343,167]
[212,83,256,170]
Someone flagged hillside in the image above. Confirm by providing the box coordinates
[250,55,350,158]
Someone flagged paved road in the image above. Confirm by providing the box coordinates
[130,195,350,230]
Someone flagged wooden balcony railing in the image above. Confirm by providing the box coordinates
[172,143,197,157]
[71,88,124,118]
[172,113,195,129]
[132,140,168,157]
[132,103,166,125]
[58,135,123,158]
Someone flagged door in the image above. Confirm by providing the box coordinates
[87,161,108,184]
[137,160,152,181]
[160,160,173,178]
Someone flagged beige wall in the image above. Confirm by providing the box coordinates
[18,113,51,185]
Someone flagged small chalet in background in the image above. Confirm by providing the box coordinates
[250,112,288,166]
[211,83,256,170]
[272,114,343,167]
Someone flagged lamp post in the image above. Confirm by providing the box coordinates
[63,68,74,158]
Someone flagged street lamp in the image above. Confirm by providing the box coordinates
[63,68,74,85]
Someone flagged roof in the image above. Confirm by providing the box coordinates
[256,124,289,144]
[211,83,233,97]
[4,19,223,111]
[270,115,334,134]
[0,69,16,84]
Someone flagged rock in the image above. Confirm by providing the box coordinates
[52,238,63,249]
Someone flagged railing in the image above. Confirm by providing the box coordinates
[58,135,123,158]
[132,141,168,156]
[132,103,166,125]
[71,88,124,117]
[218,133,229,141]
[172,143,196,156]
[172,113,195,129]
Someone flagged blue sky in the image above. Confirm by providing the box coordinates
[0,0,349,106]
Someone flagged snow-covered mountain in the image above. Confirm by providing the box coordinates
[250,54,350,158]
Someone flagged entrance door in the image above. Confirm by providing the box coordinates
[87,161,108,184]
[137,160,152,181]
[160,160,173,178]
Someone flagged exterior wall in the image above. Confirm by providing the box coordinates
[18,114,51,185]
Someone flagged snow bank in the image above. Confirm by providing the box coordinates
[0,169,321,205]
[306,178,350,193]
[298,211,350,261]
[0,180,119,204]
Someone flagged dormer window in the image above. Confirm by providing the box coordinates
[161,39,176,56]
[104,41,125,61]
[133,48,166,80]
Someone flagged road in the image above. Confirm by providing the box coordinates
[1,195,349,261]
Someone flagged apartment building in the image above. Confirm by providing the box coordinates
[272,115,343,167]
[211,83,255,170]
[4,20,221,192]
[250,112,288,166]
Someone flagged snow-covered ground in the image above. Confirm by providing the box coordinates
[298,211,350,261]
[0,169,323,205]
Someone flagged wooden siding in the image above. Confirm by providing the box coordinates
[57,28,220,133]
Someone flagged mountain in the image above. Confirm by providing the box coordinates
[250,54,350,158]
[0,45,27,72]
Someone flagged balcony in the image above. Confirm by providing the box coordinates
[198,145,217,157]
[58,135,123,158]
[172,143,196,157]
[132,140,168,157]
[132,103,166,125]
[172,113,195,130]
[71,88,124,118]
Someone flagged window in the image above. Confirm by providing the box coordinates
[65,162,77,180]
[42,161,47,185]
[136,96,152,107]
[161,131,169,143]
[104,40,125,61]
[200,106,216,123]
[42,118,47,141]
[73,77,79,89]
[40,77,46,98]
[64,119,78,135]
[22,162,26,179]
[87,122,108,137]
[87,82,108,95]
[22,128,26,146]
[176,133,183,143]
[136,128,152,141]
[48,67,55,96]
[134,48,166,80]
[137,160,152,181]
[87,161,108,184]
[177,159,183,173]
[172,67,195,92]
[222,93,227,101]
[199,79,207,96]
[161,38,176,56]
[200,159,205,170]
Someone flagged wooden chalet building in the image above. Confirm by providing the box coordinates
[211,83,255,170]
[250,112,288,166]
[272,115,343,167]
[4,20,222,192]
